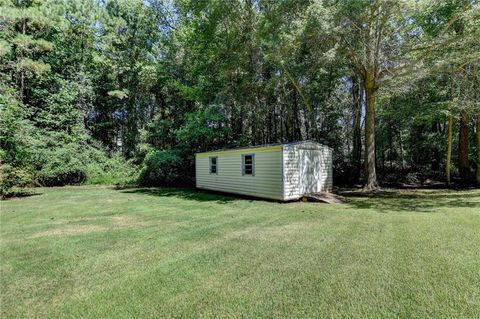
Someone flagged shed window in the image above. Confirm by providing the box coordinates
[209,157,218,174]
[242,154,255,176]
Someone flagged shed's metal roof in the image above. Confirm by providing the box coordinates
[195,140,331,154]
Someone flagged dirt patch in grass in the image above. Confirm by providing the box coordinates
[31,215,143,238]
[110,215,137,224]
[110,214,155,229]
[31,225,108,237]
[226,222,313,241]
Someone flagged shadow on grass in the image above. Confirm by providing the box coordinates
[1,191,42,201]
[120,187,236,203]
[119,187,480,212]
[340,189,480,213]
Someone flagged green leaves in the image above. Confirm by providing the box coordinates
[12,35,53,54]
[175,104,230,151]
[0,40,11,58]
[16,58,50,75]
[107,89,129,100]
[138,149,185,186]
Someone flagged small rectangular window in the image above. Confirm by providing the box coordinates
[209,156,217,174]
[242,154,254,175]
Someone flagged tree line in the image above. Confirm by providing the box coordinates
[1,0,479,196]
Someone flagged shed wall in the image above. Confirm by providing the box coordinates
[283,147,301,199]
[283,143,333,200]
[195,147,283,200]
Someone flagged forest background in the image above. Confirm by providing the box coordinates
[1,0,479,196]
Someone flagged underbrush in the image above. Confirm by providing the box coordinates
[85,155,139,186]
[1,143,139,198]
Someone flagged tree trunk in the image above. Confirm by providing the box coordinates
[364,79,378,190]
[352,77,363,183]
[446,114,453,186]
[458,110,470,183]
[476,112,480,185]
[431,121,440,171]
[19,15,27,102]
[399,129,405,170]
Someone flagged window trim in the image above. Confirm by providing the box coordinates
[242,153,255,176]
[209,156,218,175]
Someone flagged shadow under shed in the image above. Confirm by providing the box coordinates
[119,187,236,203]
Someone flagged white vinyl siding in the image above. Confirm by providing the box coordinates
[282,142,333,200]
[283,146,301,200]
[196,148,283,200]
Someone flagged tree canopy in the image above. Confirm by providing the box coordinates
[1,0,479,196]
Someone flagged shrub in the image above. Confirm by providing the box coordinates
[138,149,191,186]
[34,143,88,186]
[33,142,139,187]
[85,154,139,186]
[0,164,34,198]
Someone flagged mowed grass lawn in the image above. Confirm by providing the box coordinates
[1,186,479,318]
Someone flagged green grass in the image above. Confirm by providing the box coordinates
[1,186,479,318]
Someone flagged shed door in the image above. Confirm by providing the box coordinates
[299,149,323,194]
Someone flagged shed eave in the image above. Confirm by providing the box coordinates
[196,145,282,157]
[195,140,332,156]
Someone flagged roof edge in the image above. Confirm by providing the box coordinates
[195,140,331,155]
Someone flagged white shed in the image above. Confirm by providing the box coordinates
[195,141,333,201]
